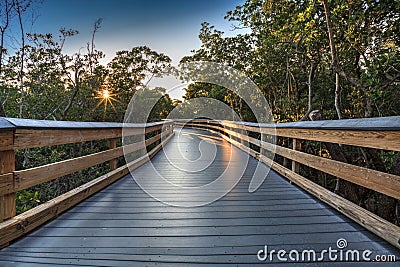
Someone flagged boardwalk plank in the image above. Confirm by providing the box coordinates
[0,128,398,266]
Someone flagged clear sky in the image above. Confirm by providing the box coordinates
[24,0,245,63]
[13,0,247,99]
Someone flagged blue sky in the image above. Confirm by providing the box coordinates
[7,0,247,99]
[26,0,246,64]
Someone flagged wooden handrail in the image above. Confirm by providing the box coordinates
[176,117,400,249]
[175,117,400,151]
[0,118,174,247]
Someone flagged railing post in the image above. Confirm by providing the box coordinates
[140,131,147,157]
[0,130,16,222]
[292,138,301,173]
[165,123,172,138]
[109,138,117,171]
[239,125,248,148]
[260,133,266,157]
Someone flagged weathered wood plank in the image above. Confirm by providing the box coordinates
[211,125,400,249]
[13,124,171,150]
[0,174,13,196]
[0,128,174,247]
[222,130,400,249]
[1,128,398,266]
[260,139,400,200]
[201,124,400,199]
[14,132,166,191]
[109,138,117,171]
[268,160,400,250]
[263,116,400,130]
[216,116,400,130]
[0,131,15,223]
[242,125,400,151]
[13,128,124,149]
[0,131,14,152]
[0,118,15,130]
[292,138,301,173]
[4,117,171,130]
[211,119,400,151]
[14,146,124,191]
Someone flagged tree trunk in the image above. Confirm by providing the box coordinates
[300,61,315,121]
[323,0,374,118]
[16,0,25,118]
[0,6,11,118]
[309,110,362,204]
[309,110,397,223]
[334,73,342,119]
[61,64,81,120]
[0,0,12,76]
[0,103,5,117]
[61,84,79,120]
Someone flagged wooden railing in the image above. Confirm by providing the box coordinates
[175,117,400,249]
[0,118,174,247]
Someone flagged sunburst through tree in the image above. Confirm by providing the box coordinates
[95,89,119,114]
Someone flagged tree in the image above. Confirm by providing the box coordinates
[61,19,104,120]
[181,0,400,223]
[0,0,13,76]
[0,1,21,116]
[14,0,34,118]
[104,46,172,121]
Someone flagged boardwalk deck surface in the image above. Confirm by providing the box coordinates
[0,128,399,266]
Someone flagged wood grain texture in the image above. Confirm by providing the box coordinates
[109,138,117,171]
[219,128,400,250]
[241,125,400,151]
[0,174,13,196]
[0,131,174,247]
[14,147,125,191]
[14,131,168,192]
[0,131,14,151]
[260,140,400,200]
[0,136,15,222]
[292,138,301,173]
[179,116,400,130]
[200,123,400,199]
[1,128,397,266]
[0,165,131,247]
[267,161,400,250]
[206,119,400,151]
[13,128,123,149]
[13,123,171,150]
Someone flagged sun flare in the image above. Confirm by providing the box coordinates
[95,89,120,113]
[102,89,110,99]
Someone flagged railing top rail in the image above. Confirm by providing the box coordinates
[0,117,173,130]
[0,118,15,130]
[175,116,400,131]
[259,116,400,130]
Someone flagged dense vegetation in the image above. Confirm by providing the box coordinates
[1,0,399,224]
[180,0,400,225]
[0,0,177,213]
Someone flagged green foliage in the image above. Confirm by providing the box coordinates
[0,21,175,214]
[2,0,400,219]
[0,29,173,121]
[16,190,41,214]
[183,0,400,121]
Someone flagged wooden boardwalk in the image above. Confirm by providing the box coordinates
[0,128,398,266]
